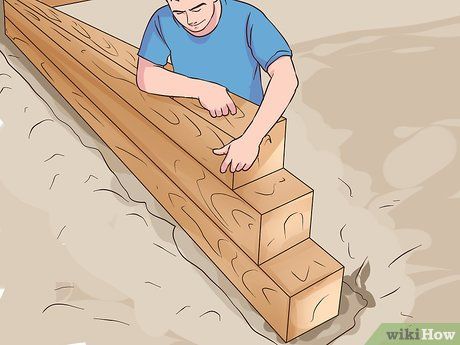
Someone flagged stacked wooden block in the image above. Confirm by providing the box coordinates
[3,0,344,341]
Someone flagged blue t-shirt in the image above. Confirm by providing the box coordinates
[137,0,292,105]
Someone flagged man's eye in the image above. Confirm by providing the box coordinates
[191,8,202,12]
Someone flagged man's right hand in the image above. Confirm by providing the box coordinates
[137,57,237,118]
[197,82,237,118]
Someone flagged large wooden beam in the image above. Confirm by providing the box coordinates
[4,17,292,336]
[4,0,311,264]
[3,0,344,341]
[8,0,286,190]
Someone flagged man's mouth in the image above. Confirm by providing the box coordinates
[190,19,206,28]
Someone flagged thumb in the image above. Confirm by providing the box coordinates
[213,143,230,155]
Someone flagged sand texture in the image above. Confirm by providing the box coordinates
[1,1,460,344]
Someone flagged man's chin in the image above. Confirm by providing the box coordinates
[186,22,208,33]
[187,26,204,33]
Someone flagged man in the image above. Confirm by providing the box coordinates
[136,0,298,174]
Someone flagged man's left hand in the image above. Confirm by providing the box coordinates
[213,135,261,173]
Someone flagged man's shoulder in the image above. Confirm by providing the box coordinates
[228,0,264,17]
[151,5,173,23]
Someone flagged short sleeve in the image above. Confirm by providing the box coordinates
[246,8,292,72]
[137,10,171,66]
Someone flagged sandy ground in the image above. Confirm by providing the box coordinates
[1,1,460,344]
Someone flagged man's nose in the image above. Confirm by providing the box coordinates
[186,11,198,25]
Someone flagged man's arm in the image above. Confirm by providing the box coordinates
[213,55,298,173]
[136,56,237,117]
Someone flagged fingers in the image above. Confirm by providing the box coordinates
[209,109,223,118]
[230,160,237,173]
[242,163,251,171]
[207,104,236,118]
[213,143,230,156]
[231,160,246,173]
[228,101,237,115]
[221,105,229,116]
[219,157,252,174]
[221,159,251,173]
[235,162,245,172]
[210,108,225,117]
[220,155,232,173]
[214,108,223,117]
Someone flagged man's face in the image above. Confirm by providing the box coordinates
[167,0,217,34]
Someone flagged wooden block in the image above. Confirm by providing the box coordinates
[8,0,285,189]
[261,239,344,342]
[4,18,292,340]
[235,169,314,263]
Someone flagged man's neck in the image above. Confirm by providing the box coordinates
[186,0,222,37]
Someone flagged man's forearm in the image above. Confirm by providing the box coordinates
[137,65,204,98]
[212,62,297,174]
[242,59,298,144]
[137,57,237,117]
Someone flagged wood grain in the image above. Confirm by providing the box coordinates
[261,239,344,341]
[31,0,285,135]
[4,17,292,339]
[4,4,269,261]
[235,169,314,263]
[5,0,300,263]
[5,0,233,187]
[5,0,311,264]
[4,0,344,340]
[9,0,286,189]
